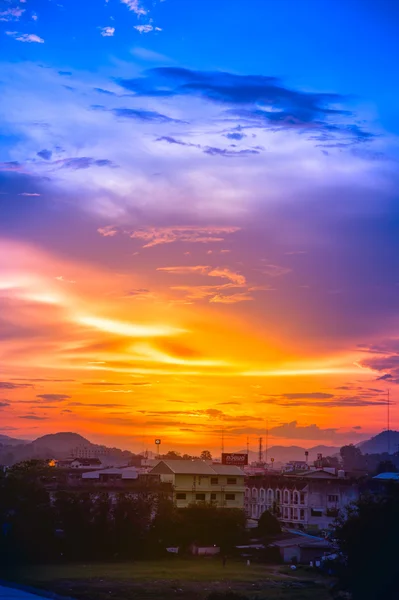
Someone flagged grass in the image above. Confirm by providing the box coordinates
[3,559,332,600]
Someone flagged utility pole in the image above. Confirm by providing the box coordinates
[387,389,391,454]
[258,437,263,463]
[265,420,269,465]
[221,428,225,456]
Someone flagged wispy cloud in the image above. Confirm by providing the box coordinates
[0,7,25,21]
[121,0,147,16]
[100,27,115,37]
[134,25,161,34]
[6,31,44,43]
[128,226,240,248]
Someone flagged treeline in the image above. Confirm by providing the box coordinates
[0,461,246,564]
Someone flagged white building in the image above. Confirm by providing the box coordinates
[245,469,359,532]
[70,445,110,459]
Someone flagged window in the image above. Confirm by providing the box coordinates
[300,493,305,504]
[300,509,305,520]
[210,477,218,485]
[176,493,186,500]
[328,494,339,503]
[196,493,206,501]
[211,493,217,501]
[225,493,236,501]
[227,477,237,485]
[311,508,323,517]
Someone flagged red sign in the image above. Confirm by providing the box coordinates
[221,453,248,466]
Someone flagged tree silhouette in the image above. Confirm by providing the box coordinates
[200,450,213,461]
[334,484,399,599]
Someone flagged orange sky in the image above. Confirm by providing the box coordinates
[0,238,393,453]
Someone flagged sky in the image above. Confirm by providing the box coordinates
[1,0,399,454]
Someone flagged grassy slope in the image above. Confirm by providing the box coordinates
[4,560,332,600]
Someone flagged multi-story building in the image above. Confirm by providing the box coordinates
[245,469,359,532]
[150,460,245,509]
[70,445,110,459]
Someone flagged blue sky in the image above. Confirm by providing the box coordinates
[0,0,399,448]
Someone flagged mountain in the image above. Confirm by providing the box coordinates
[0,434,27,447]
[0,431,134,467]
[359,430,399,455]
[30,432,91,453]
[239,445,340,464]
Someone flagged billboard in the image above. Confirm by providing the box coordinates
[221,453,248,466]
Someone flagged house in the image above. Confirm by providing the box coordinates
[69,458,103,469]
[150,460,245,509]
[81,466,138,481]
[245,469,359,532]
[270,534,333,564]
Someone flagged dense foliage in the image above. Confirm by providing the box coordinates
[333,483,399,600]
[0,460,246,564]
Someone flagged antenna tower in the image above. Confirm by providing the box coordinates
[258,437,263,463]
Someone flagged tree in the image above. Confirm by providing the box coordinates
[0,460,55,563]
[376,459,398,475]
[333,485,399,599]
[162,451,181,460]
[340,444,364,471]
[200,450,213,461]
[178,503,246,551]
[319,455,340,469]
[257,510,281,539]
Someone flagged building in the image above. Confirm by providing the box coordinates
[69,458,103,469]
[245,469,359,532]
[150,460,245,509]
[81,466,138,481]
[269,534,333,564]
[70,445,110,459]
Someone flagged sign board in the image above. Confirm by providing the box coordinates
[221,453,248,466]
[155,439,161,445]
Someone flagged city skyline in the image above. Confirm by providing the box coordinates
[1,0,399,452]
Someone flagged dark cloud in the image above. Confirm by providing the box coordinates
[68,402,127,408]
[19,415,47,420]
[224,132,246,140]
[271,392,334,400]
[58,71,72,76]
[0,382,32,389]
[217,401,241,405]
[117,67,373,144]
[93,87,117,96]
[112,107,183,123]
[268,421,338,440]
[156,136,199,148]
[13,378,75,383]
[203,146,259,157]
[0,161,23,172]
[156,136,260,157]
[261,389,387,407]
[36,394,71,402]
[358,340,399,384]
[0,402,10,408]
[37,149,52,160]
[56,157,116,170]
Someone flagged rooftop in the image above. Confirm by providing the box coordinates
[373,472,399,481]
[82,467,138,480]
[150,460,244,476]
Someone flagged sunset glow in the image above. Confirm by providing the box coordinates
[1,0,398,454]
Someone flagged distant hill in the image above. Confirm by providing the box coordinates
[0,434,27,447]
[0,431,134,467]
[359,430,399,455]
[239,445,340,464]
[30,432,91,453]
